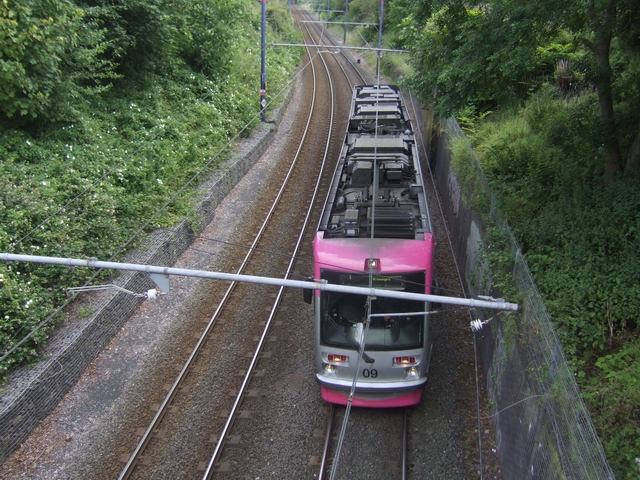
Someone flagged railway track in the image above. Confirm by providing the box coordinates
[202,10,374,479]
[116,7,368,479]
[319,406,409,480]
[297,7,372,87]
[200,12,339,479]
[87,11,492,480]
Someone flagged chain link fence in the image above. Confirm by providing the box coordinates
[433,117,614,479]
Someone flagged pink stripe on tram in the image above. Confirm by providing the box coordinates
[321,387,423,408]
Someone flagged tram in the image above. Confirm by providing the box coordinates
[306,84,435,407]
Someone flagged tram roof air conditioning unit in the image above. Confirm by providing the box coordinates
[344,209,359,236]
[382,161,404,182]
[351,161,372,185]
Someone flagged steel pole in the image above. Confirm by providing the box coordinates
[376,0,384,78]
[343,0,349,44]
[0,253,519,311]
[260,0,267,122]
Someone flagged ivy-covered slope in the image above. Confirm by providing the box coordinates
[0,0,302,377]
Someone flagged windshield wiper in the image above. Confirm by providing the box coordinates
[325,314,374,364]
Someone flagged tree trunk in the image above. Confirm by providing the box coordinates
[588,1,622,177]
[625,122,640,173]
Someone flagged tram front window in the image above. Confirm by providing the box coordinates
[319,270,425,351]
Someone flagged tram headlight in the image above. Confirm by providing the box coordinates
[324,363,337,377]
[406,367,419,379]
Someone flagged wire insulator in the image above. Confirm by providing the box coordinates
[470,319,485,332]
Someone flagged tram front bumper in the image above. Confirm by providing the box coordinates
[315,374,427,394]
[316,374,427,407]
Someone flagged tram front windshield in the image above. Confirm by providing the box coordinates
[320,270,425,351]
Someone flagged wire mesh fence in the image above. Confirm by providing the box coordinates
[435,117,614,479]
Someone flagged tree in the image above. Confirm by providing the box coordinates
[404,0,640,178]
[0,0,117,124]
[544,0,640,176]
[403,0,561,114]
[176,0,244,78]
[573,0,622,176]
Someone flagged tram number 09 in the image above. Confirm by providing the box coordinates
[362,369,378,378]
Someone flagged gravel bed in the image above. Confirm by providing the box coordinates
[212,43,356,480]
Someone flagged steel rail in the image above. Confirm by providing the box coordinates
[299,8,366,88]
[302,11,353,88]
[318,407,408,479]
[115,22,324,479]
[402,408,408,480]
[319,405,336,479]
[202,11,337,477]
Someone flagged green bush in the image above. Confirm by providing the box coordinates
[0,0,119,123]
[475,91,640,359]
[582,339,640,479]
[466,87,640,479]
[0,0,302,379]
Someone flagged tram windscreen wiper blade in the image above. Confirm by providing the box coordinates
[325,314,375,364]
[361,351,375,364]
